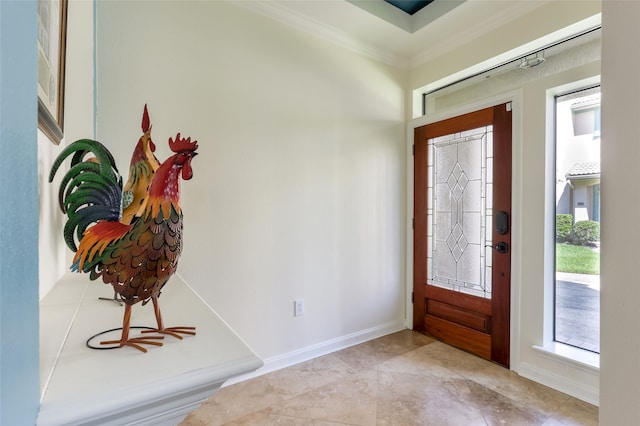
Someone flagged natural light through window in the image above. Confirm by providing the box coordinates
[554,86,601,354]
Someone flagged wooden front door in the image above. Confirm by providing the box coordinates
[413,103,512,367]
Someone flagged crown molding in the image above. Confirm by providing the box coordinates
[230,0,409,69]
[228,0,564,71]
[410,0,548,68]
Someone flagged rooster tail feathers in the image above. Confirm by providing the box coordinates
[70,259,80,272]
[49,139,120,183]
[50,139,124,252]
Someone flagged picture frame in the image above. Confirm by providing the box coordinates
[37,0,68,145]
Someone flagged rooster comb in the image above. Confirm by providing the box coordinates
[142,104,151,133]
[169,133,198,153]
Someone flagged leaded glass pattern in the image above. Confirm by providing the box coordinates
[427,125,493,299]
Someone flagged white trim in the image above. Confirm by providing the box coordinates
[533,343,599,373]
[229,0,408,68]
[229,1,600,73]
[405,90,523,370]
[510,90,524,374]
[518,359,599,406]
[222,320,407,387]
[543,76,601,349]
[546,75,601,99]
[412,14,602,118]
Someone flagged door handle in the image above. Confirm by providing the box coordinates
[486,242,509,253]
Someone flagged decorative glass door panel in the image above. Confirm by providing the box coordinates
[428,126,493,299]
[413,104,511,367]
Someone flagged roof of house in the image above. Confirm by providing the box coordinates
[566,161,600,178]
[570,96,601,111]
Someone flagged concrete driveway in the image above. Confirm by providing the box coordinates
[555,272,600,353]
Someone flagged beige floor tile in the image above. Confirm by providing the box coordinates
[376,369,487,426]
[412,340,495,375]
[225,410,349,425]
[545,397,599,426]
[182,331,599,426]
[264,353,357,398]
[462,379,549,426]
[541,417,570,426]
[372,329,436,350]
[378,344,465,380]
[181,375,285,425]
[333,330,434,371]
[331,342,383,372]
[412,341,571,417]
[267,368,378,425]
[465,362,571,417]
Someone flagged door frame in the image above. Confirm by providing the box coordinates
[405,90,523,369]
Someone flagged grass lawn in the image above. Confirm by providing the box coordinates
[556,243,600,275]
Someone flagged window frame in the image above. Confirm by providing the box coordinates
[540,77,601,369]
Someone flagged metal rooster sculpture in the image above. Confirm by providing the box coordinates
[49,106,198,352]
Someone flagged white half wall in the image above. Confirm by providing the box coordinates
[95,1,407,361]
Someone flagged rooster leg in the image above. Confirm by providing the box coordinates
[140,295,196,340]
[98,290,123,306]
[100,304,165,352]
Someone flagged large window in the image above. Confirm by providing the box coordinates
[554,86,600,353]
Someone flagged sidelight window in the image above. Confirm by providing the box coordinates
[554,86,601,354]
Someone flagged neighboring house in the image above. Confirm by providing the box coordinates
[555,91,601,223]
[565,161,600,222]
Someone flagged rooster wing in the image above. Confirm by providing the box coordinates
[75,205,182,305]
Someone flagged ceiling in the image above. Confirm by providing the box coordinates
[235,0,554,68]
[384,1,433,15]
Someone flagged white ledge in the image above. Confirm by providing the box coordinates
[532,342,599,374]
[38,273,263,426]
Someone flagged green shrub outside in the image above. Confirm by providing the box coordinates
[556,214,573,242]
[573,220,600,245]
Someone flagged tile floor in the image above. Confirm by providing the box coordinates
[181,330,598,425]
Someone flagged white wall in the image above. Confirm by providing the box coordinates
[600,1,640,424]
[95,1,406,362]
[515,59,601,404]
[38,129,67,298]
[38,0,95,298]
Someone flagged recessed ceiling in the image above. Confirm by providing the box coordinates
[346,0,466,33]
[384,1,433,15]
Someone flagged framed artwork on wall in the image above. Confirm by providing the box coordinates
[37,0,67,145]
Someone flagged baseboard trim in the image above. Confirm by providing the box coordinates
[516,361,599,406]
[223,320,407,387]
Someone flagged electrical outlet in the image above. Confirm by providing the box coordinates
[294,299,305,317]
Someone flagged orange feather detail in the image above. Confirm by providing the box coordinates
[146,194,181,220]
[74,221,133,270]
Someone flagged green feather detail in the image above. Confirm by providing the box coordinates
[50,139,124,252]
[122,191,134,210]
